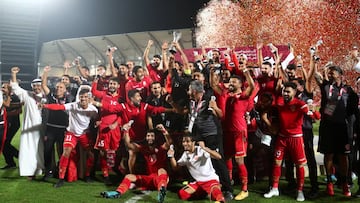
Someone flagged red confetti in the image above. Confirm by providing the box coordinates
[196,0,360,84]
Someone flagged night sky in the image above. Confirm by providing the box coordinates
[39,0,209,43]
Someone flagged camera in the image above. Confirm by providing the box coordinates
[309,47,316,55]
[313,55,320,62]
[107,46,117,52]
[209,60,222,74]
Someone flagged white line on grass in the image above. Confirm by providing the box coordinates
[125,191,151,203]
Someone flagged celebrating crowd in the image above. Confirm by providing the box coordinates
[0,39,360,203]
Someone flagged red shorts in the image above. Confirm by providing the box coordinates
[223,130,247,159]
[94,125,121,151]
[134,173,158,190]
[63,131,91,149]
[274,136,307,165]
[183,179,221,198]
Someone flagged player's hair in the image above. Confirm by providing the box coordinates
[189,80,204,93]
[109,77,120,84]
[283,81,297,90]
[128,89,140,99]
[79,88,90,95]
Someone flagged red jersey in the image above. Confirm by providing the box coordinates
[96,75,111,91]
[91,82,121,126]
[102,102,166,142]
[138,145,167,174]
[276,97,308,137]
[147,64,164,83]
[118,76,132,102]
[125,76,153,102]
[217,90,250,132]
[257,75,278,97]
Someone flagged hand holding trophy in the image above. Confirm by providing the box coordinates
[169,31,182,54]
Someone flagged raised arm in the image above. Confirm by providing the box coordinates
[209,67,222,95]
[143,40,153,67]
[11,67,20,83]
[41,66,51,95]
[63,61,71,75]
[156,124,172,150]
[243,68,255,97]
[174,42,189,71]
[161,42,169,72]
[108,47,118,77]
[75,58,88,79]
[122,123,139,152]
[257,42,264,68]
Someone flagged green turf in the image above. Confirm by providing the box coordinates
[0,118,359,202]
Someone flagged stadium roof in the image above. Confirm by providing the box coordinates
[38,28,194,76]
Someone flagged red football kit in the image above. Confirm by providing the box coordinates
[216,90,249,158]
[147,64,164,83]
[96,75,111,91]
[101,102,166,142]
[125,76,153,102]
[274,96,308,165]
[92,82,122,151]
[271,96,309,191]
[116,144,168,194]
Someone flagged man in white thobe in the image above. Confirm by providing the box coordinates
[10,67,44,178]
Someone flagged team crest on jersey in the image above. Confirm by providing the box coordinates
[290,105,296,112]
[275,150,281,158]
[149,154,157,163]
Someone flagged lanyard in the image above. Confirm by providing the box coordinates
[329,85,345,101]
[190,97,204,119]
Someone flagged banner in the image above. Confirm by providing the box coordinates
[175,45,290,65]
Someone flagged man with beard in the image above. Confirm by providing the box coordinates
[41,66,72,180]
[144,40,167,83]
[10,67,45,179]
[125,66,153,102]
[108,47,131,102]
[211,68,255,201]
[91,77,122,185]
[41,88,98,188]
[264,82,310,202]
[100,124,171,203]
[315,65,358,197]
[146,82,166,131]
[256,43,279,99]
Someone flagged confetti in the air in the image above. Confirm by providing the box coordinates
[196,0,359,78]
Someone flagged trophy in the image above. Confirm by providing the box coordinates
[169,31,182,54]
